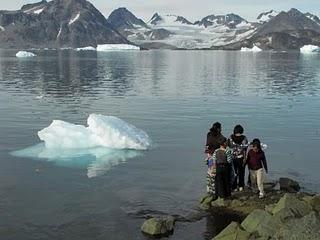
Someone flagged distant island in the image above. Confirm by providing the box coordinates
[0,0,320,50]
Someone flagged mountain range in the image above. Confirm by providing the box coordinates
[1,0,320,50]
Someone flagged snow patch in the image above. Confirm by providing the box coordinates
[76,46,96,51]
[240,46,262,52]
[34,8,44,14]
[0,26,5,31]
[16,51,36,58]
[69,13,80,25]
[96,44,140,51]
[300,45,320,53]
[57,27,62,39]
[38,114,151,150]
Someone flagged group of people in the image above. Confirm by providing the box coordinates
[205,122,268,199]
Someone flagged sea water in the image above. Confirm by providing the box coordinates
[0,49,320,239]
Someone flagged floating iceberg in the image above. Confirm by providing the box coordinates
[96,44,140,51]
[11,114,150,178]
[240,46,262,52]
[16,51,36,58]
[300,45,320,54]
[76,46,96,51]
[38,114,151,150]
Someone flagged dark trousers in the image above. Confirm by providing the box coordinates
[215,164,231,198]
[232,157,245,189]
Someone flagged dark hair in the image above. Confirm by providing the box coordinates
[210,122,222,137]
[233,124,244,135]
[220,137,228,146]
[252,138,262,151]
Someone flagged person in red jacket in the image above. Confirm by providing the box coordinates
[245,138,268,198]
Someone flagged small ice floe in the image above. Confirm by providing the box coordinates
[35,95,44,100]
[76,46,96,51]
[96,44,140,51]
[300,45,320,54]
[16,51,36,58]
[240,45,262,52]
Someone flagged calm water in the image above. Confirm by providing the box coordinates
[0,50,320,239]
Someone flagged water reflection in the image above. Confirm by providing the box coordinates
[11,143,142,178]
[1,50,320,100]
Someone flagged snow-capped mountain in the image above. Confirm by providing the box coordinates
[0,0,129,49]
[225,8,320,50]
[107,7,149,37]
[195,14,246,28]
[149,13,193,26]
[305,12,320,25]
[108,10,256,49]
[256,10,279,23]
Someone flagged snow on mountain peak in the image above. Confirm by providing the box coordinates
[257,10,279,23]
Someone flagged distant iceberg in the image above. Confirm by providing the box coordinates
[96,44,140,51]
[300,45,320,54]
[16,51,36,58]
[38,114,151,150]
[76,46,96,51]
[240,46,262,52]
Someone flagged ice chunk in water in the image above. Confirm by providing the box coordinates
[240,46,262,52]
[38,114,151,150]
[96,44,140,51]
[16,51,36,58]
[300,45,320,54]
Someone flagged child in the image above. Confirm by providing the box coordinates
[228,125,248,192]
[206,155,216,196]
[245,139,268,198]
[212,137,233,199]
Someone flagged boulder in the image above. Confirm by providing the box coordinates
[211,198,231,208]
[241,209,279,238]
[199,194,215,210]
[276,211,320,239]
[141,216,175,236]
[272,193,312,221]
[214,222,251,240]
[309,195,320,212]
[279,177,300,193]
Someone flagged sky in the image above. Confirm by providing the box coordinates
[2,0,320,22]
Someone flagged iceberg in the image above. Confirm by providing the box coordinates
[11,114,150,178]
[76,46,96,51]
[96,44,140,51]
[300,45,320,54]
[38,114,151,150]
[240,46,262,52]
[16,51,36,58]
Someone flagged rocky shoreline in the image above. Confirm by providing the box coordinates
[141,178,320,239]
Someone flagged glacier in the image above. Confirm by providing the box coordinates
[96,44,140,51]
[300,45,320,54]
[11,114,150,177]
[240,46,262,52]
[16,51,36,58]
[38,114,151,150]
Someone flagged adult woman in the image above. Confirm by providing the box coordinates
[205,122,225,196]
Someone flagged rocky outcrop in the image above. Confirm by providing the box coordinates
[279,177,300,192]
[212,192,320,240]
[141,216,175,236]
[195,14,246,28]
[0,0,129,49]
